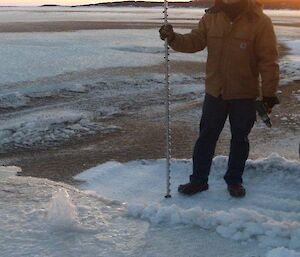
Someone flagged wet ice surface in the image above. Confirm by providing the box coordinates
[0,167,148,257]
[1,154,300,257]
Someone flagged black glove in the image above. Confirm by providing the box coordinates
[159,24,175,43]
[262,96,280,109]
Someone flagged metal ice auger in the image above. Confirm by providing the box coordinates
[163,0,171,198]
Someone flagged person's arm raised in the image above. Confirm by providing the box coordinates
[168,16,208,53]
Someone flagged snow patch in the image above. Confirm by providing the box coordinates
[280,40,300,85]
[266,247,300,257]
[0,166,21,179]
[128,203,300,249]
[96,106,124,119]
[63,83,89,93]
[76,154,300,252]
[0,110,119,151]
[0,92,29,109]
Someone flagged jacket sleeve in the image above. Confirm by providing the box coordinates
[169,15,207,53]
[255,17,280,97]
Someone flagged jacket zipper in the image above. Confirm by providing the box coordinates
[223,20,234,97]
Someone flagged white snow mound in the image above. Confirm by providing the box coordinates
[266,247,300,257]
[76,154,300,251]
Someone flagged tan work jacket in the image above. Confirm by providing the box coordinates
[169,0,279,99]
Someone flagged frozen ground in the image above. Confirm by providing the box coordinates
[1,154,300,257]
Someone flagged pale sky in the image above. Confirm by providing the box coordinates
[0,0,140,6]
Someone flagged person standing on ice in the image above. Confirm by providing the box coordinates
[159,0,280,197]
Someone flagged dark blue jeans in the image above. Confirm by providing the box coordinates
[191,94,256,185]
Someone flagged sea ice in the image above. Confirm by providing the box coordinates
[76,154,300,253]
[0,165,259,257]
[0,29,206,85]
[1,152,300,256]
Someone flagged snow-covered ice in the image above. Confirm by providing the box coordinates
[0,110,119,152]
[1,153,300,256]
[266,247,300,257]
[0,154,300,257]
[0,92,30,109]
[0,7,300,256]
[76,153,300,255]
[0,71,204,151]
[0,165,255,257]
[279,39,300,84]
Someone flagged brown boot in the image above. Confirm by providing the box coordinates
[178,182,209,195]
[227,184,246,198]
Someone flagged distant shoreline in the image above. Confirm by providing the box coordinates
[48,3,300,10]
[0,1,300,10]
